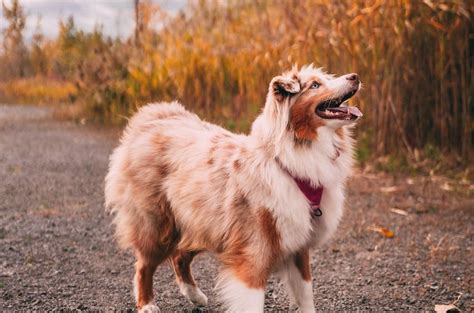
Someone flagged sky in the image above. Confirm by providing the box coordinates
[1,0,187,42]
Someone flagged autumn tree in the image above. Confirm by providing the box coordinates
[2,0,28,77]
[30,17,48,76]
[56,16,85,79]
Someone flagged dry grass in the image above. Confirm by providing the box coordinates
[0,77,76,105]
[0,0,472,162]
[103,0,471,158]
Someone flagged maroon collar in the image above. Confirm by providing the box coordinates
[276,158,323,218]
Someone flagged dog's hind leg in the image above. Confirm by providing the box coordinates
[134,252,163,312]
[131,204,179,312]
[170,250,208,306]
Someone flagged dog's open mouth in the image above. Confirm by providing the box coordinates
[316,90,363,120]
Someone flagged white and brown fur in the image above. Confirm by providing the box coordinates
[105,65,361,312]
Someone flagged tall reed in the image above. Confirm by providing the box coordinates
[116,0,473,158]
[3,0,473,160]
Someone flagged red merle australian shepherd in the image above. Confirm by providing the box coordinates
[105,65,362,312]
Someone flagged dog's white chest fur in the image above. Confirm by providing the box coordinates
[250,128,352,254]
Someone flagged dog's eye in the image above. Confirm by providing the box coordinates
[311,82,320,89]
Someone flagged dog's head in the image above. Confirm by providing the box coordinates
[265,65,362,142]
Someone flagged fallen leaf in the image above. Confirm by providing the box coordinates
[380,186,398,193]
[368,226,395,238]
[434,304,460,313]
[390,208,408,216]
[379,227,395,238]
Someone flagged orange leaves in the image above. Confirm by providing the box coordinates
[368,226,395,239]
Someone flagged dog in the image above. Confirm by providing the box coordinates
[105,64,362,312]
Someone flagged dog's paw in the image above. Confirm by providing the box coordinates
[297,304,316,313]
[289,301,315,313]
[179,283,208,307]
[138,303,160,313]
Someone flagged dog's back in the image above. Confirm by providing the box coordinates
[107,102,205,246]
[105,102,247,252]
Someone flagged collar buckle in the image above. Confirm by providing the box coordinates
[311,204,323,217]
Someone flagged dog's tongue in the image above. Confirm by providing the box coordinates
[331,106,363,117]
[347,106,363,117]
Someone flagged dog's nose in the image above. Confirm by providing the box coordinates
[346,73,359,83]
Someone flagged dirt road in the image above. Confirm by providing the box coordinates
[0,105,472,311]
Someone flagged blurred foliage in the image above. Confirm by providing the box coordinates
[0,0,472,164]
[1,0,27,77]
[0,77,76,105]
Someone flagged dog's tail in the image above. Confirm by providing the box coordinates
[104,141,132,245]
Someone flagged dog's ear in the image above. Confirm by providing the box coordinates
[270,76,300,102]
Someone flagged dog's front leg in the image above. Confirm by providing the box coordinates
[280,249,315,313]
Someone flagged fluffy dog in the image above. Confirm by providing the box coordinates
[105,65,362,312]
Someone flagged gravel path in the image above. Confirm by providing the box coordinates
[0,105,472,311]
